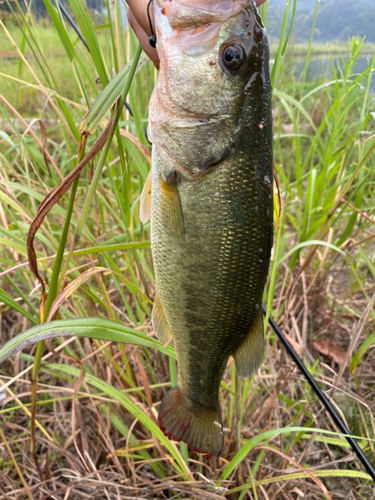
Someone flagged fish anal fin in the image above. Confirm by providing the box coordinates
[140,170,152,224]
[233,308,265,378]
[160,172,184,238]
[158,384,223,457]
[152,293,173,346]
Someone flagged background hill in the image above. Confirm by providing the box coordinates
[2,0,375,44]
[266,0,375,43]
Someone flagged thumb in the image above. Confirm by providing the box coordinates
[127,9,160,70]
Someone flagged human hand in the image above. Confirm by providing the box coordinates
[126,0,268,70]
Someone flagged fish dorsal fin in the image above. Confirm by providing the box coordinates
[233,307,264,378]
[140,170,152,224]
[152,293,173,346]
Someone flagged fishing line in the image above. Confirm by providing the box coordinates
[263,304,375,481]
[57,0,89,51]
[147,0,157,48]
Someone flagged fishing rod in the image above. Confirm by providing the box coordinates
[263,305,375,481]
[56,0,136,120]
[57,0,89,51]
[53,1,375,481]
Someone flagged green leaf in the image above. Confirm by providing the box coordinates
[0,288,38,325]
[43,0,76,62]
[277,240,346,267]
[226,469,372,495]
[79,53,149,135]
[299,433,366,450]
[0,236,26,255]
[273,89,324,154]
[0,317,176,365]
[221,426,373,480]
[350,330,375,375]
[68,0,108,85]
[73,241,151,256]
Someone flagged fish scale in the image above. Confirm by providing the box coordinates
[144,0,273,456]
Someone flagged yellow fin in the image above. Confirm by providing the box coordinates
[140,170,152,224]
[152,293,173,346]
[160,172,184,238]
[233,308,264,378]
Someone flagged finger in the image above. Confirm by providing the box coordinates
[256,0,267,6]
[127,9,160,69]
[127,0,153,36]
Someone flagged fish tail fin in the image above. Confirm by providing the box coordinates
[158,384,223,457]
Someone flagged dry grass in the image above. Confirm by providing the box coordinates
[1,257,375,499]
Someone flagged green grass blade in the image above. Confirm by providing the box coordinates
[226,470,372,495]
[350,329,375,376]
[68,0,108,86]
[0,317,176,365]
[43,0,76,62]
[221,426,374,480]
[0,289,38,325]
[80,53,148,135]
[60,43,143,279]
[277,240,346,268]
[270,0,292,87]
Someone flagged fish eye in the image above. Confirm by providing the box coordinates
[222,44,244,71]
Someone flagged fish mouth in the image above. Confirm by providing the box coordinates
[151,3,249,124]
[149,0,256,176]
[158,0,251,30]
[150,115,234,128]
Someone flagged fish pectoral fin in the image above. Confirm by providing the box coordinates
[140,170,152,224]
[233,308,265,378]
[160,172,184,238]
[152,293,173,346]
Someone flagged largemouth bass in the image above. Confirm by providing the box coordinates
[141,0,273,457]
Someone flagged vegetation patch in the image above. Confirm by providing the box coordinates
[0,0,374,498]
